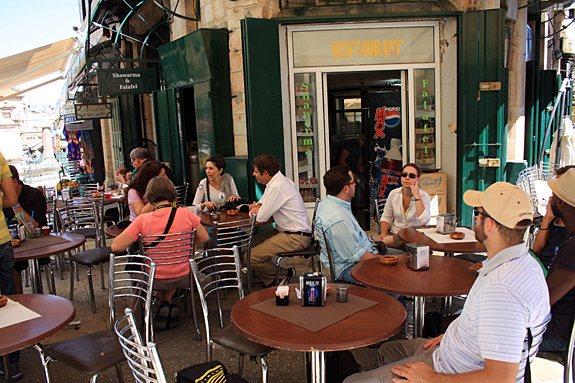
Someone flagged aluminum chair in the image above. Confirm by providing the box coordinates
[375,197,387,234]
[115,308,167,383]
[36,254,156,383]
[565,316,575,383]
[273,198,320,286]
[516,314,552,382]
[62,199,112,313]
[213,215,257,293]
[316,226,337,282]
[175,183,189,207]
[138,228,199,339]
[190,246,274,382]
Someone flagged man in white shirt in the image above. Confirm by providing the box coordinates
[249,154,312,286]
[345,182,550,383]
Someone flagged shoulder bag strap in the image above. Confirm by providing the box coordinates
[205,178,211,203]
[148,207,177,248]
[524,328,533,383]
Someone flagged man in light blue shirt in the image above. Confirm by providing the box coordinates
[315,165,401,283]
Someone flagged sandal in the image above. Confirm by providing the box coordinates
[153,301,170,330]
[168,303,180,329]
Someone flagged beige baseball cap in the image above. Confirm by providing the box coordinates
[548,168,575,208]
[463,182,533,229]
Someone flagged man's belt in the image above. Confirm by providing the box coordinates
[282,231,312,237]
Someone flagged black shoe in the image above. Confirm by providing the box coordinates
[0,369,23,382]
[168,303,180,329]
[153,301,170,331]
[280,267,296,285]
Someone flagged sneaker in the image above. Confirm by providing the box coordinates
[0,369,23,382]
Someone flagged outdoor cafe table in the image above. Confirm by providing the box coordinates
[199,210,273,227]
[351,255,476,338]
[0,294,75,381]
[231,284,406,383]
[13,233,86,294]
[397,226,486,256]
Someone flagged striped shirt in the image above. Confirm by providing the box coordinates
[433,243,550,378]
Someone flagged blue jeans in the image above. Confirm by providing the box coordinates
[0,241,20,372]
[539,331,567,352]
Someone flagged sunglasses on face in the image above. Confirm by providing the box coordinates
[401,172,417,179]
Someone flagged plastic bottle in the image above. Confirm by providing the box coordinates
[379,138,403,199]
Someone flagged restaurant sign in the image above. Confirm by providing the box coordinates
[75,103,112,119]
[97,68,158,96]
[292,26,435,67]
[65,120,93,132]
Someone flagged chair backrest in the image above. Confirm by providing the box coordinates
[138,229,197,272]
[516,314,551,382]
[80,183,101,195]
[175,183,189,207]
[213,215,256,256]
[190,246,243,360]
[317,226,336,282]
[115,308,167,383]
[109,253,156,343]
[566,316,575,383]
[375,198,387,235]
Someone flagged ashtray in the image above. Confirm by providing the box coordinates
[209,212,221,220]
[326,284,331,295]
[0,295,7,308]
[226,209,239,216]
[11,239,21,247]
[380,255,398,266]
[450,231,465,240]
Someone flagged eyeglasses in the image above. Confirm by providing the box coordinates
[401,172,417,179]
[347,180,357,186]
[473,207,501,225]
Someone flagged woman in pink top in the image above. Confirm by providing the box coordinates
[112,176,209,330]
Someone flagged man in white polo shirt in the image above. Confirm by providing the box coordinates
[249,154,311,286]
[345,182,550,383]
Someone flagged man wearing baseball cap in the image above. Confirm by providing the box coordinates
[539,168,575,352]
[345,182,550,383]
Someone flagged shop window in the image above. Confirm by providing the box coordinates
[414,69,436,169]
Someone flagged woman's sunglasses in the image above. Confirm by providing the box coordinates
[401,172,417,179]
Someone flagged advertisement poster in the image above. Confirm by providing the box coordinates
[366,90,403,211]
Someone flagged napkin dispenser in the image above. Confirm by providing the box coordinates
[406,243,429,271]
[299,272,327,307]
[436,214,457,234]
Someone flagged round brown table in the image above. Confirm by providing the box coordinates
[232,284,406,383]
[351,255,476,338]
[105,224,125,238]
[14,233,86,294]
[200,210,253,227]
[397,226,486,256]
[0,294,75,380]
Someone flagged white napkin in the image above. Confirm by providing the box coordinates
[416,227,478,243]
[0,299,42,329]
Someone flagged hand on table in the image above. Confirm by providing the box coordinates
[469,261,483,273]
[249,202,261,216]
[202,201,218,211]
[391,362,435,383]
[227,195,240,202]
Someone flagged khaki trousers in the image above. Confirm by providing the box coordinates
[249,229,311,286]
[344,338,437,383]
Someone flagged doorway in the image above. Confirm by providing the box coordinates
[326,71,406,230]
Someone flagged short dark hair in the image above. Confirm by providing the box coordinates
[144,176,177,204]
[127,161,165,198]
[402,163,422,177]
[8,165,19,181]
[323,165,352,196]
[207,156,226,173]
[555,165,575,176]
[253,154,280,177]
[494,219,531,245]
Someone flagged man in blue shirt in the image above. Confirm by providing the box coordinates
[315,165,402,283]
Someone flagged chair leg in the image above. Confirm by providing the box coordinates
[189,283,202,341]
[69,261,75,300]
[74,262,79,281]
[44,265,56,295]
[261,355,269,383]
[114,364,125,382]
[237,354,245,378]
[87,266,97,314]
[89,374,99,383]
[100,263,105,289]
[24,268,30,287]
[57,254,65,280]
[274,257,282,287]
[33,345,52,383]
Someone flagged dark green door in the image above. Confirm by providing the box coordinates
[457,9,508,226]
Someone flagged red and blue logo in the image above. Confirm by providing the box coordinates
[383,107,401,128]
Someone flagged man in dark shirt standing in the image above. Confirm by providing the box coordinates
[3,165,47,294]
[540,168,575,351]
